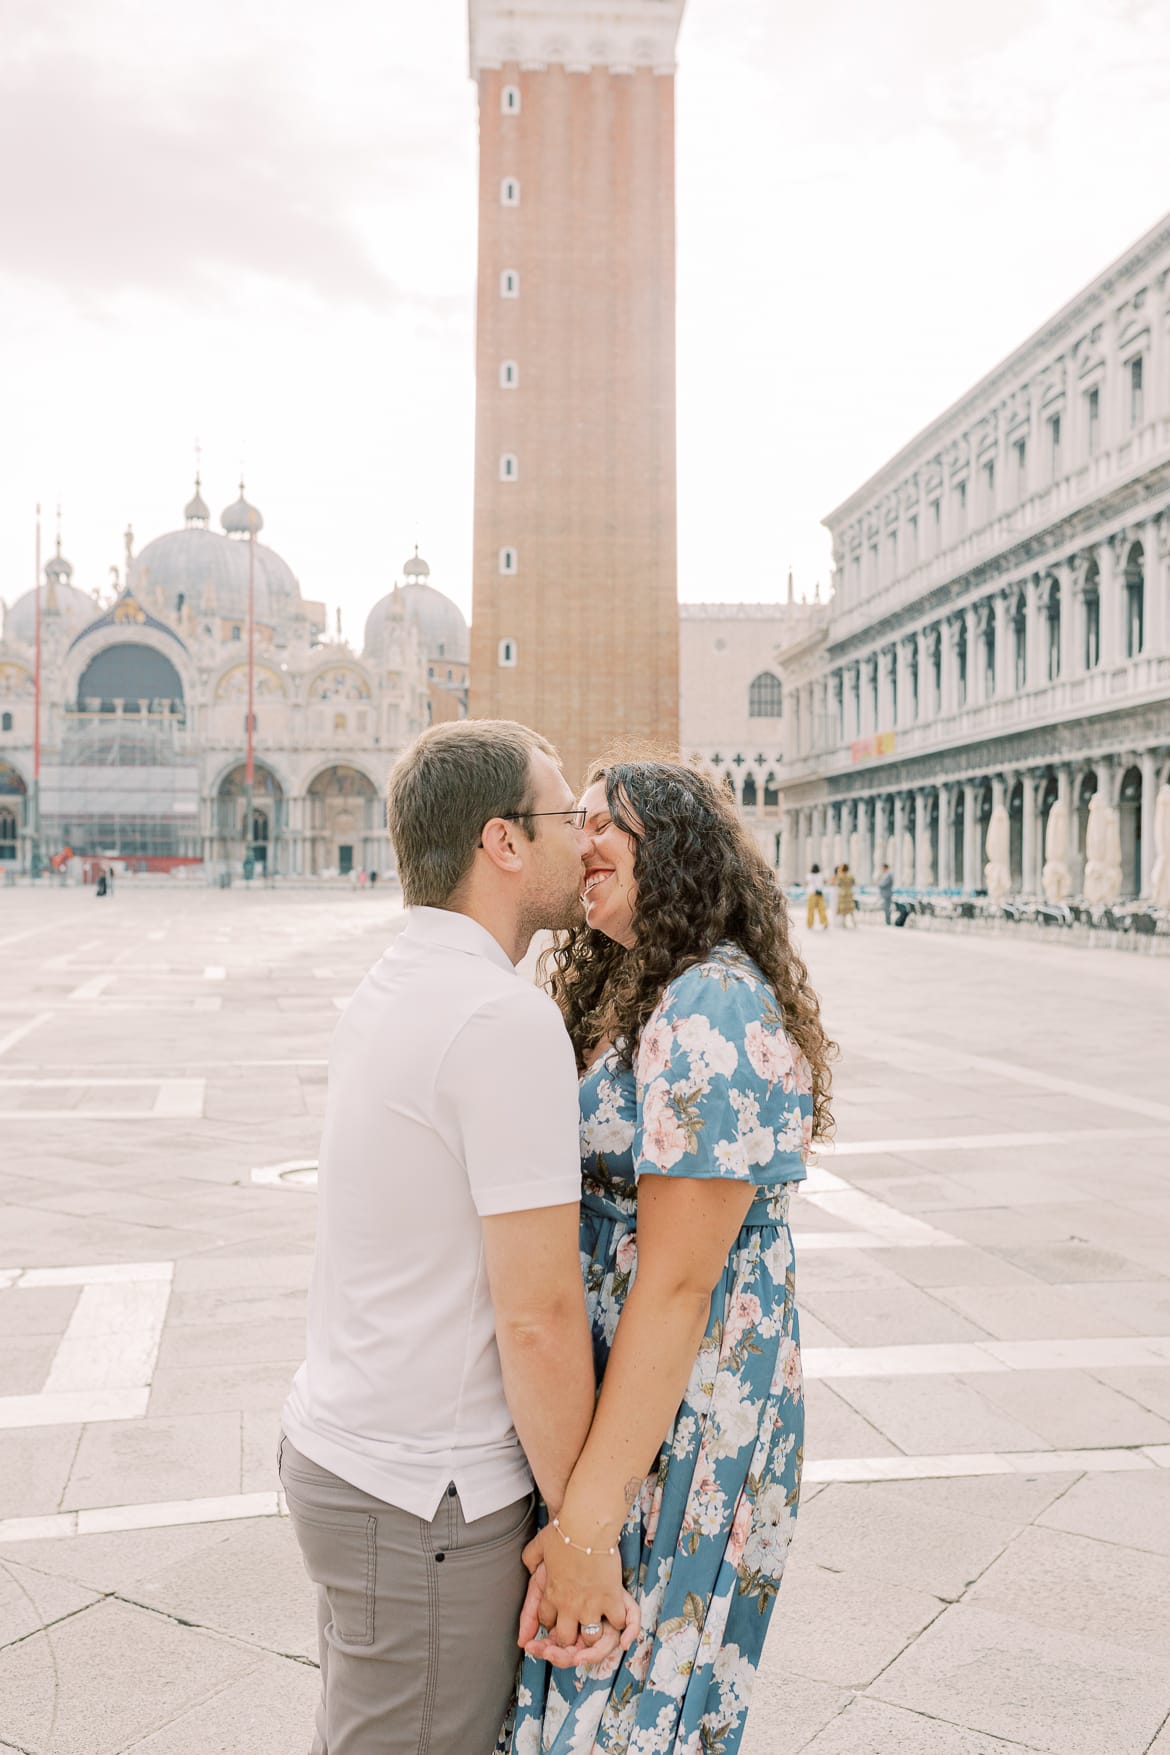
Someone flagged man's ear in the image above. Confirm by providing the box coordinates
[479,817,525,875]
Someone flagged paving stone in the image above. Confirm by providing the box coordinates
[62,1412,242,1511]
[155,1316,307,1370]
[1035,1470,1170,1558]
[793,1483,1018,1599]
[871,1603,1170,1755]
[928,1283,1142,1341]
[1085,1364,1170,1418]
[970,1367,1170,1449]
[827,1374,1048,1455]
[967,1524,1170,1658]
[148,1359,299,1418]
[0,1332,59,1394]
[798,1697,1046,1753]
[0,1522,245,1595]
[0,1597,261,1753]
[803,1381,900,1462]
[116,1651,321,1753]
[0,1558,99,1650]
[128,1517,316,1660]
[765,1549,945,1689]
[740,1670,851,1755]
[851,1473,1078,1527]
[241,1408,284,1492]
[799,1287,993,1346]
[0,1286,78,1337]
[0,1426,83,1519]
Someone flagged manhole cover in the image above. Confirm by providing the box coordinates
[251,1160,318,1190]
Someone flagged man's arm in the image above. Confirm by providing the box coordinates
[482,1202,595,1514]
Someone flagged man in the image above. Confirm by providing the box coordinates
[805,862,828,931]
[280,720,598,1753]
[878,861,894,925]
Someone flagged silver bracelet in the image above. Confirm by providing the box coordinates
[550,1516,617,1558]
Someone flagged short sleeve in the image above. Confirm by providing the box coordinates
[633,962,811,1185]
[436,985,583,1216]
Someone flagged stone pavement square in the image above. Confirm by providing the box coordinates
[0,885,1169,1752]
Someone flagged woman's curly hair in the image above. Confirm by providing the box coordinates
[541,758,836,1142]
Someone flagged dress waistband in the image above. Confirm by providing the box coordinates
[580,1183,792,1230]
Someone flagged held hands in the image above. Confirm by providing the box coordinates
[518,1528,641,1671]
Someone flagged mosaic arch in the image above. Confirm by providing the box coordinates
[308,666,371,703]
[215,664,287,702]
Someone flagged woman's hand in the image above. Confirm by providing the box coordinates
[518,1524,629,1654]
[518,1561,642,1671]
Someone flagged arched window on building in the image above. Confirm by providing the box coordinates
[763,772,780,811]
[1083,560,1101,669]
[1125,543,1145,657]
[498,638,517,667]
[956,621,968,707]
[983,612,996,696]
[0,713,11,732]
[1046,580,1061,680]
[741,772,758,810]
[0,806,17,860]
[748,671,783,719]
[1012,591,1027,690]
[501,84,521,114]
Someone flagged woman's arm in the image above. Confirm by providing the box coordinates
[525,1174,754,1650]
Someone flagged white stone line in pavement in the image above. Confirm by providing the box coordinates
[0,1387,149,1430]
[0,1258,173,1430]
[804,1335,1170,1379]
[855,1029,1170,1125]
[43,938,105,970]
[0,1491,281,1545]
[0,1075,205,1121]
[827,1125,1170,1157]
[4,1447,1170,1544]
[67,972,116,1001]
[802,1161,956,1247]
[804,1447,1170,1484]
[0,1011,53,1059]
[0,922,61,951]
[203,964,227,979]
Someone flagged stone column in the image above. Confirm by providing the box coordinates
[1021,770,1040,895]
[1058,764,1080,891]
[781,810,799,887]
[915,788,934,886]
[962,780,980,890]
[941,617,960,715]
[892,793,908,885]
[1140,751,1158,896]
[993,589,1010,699]
[859,797,874,884]
[937,782,954,888]
[1060,559,1080,679]
[879,646,895,731]
[1149,512,1169,658]
[1101,532,1127,668]
[1024,575,1045,689]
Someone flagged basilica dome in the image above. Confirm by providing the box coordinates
[364,553,469,663]
[129,483,300,630]
[5,578,97,647]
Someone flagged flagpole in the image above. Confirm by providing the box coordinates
[31,504,42,877]
[245,517,255,874]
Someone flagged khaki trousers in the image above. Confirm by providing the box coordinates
[279,1435,536,1755]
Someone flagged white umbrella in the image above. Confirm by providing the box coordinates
[1042,799,1071,902]
[1150,784,1170,906]
[984,804,1012,900]
[1083,792,1123,904]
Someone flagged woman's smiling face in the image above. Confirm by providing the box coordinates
[579,778,640,948]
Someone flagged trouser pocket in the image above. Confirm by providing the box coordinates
[280,1448,379,1647]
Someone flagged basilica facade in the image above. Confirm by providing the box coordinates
[0,480,469,878]
[778,211,1170,903]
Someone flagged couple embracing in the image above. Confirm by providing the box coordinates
[279,719,833,1755]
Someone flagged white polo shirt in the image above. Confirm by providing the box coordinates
[282,906,582,1522]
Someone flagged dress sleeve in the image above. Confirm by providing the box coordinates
[632,964,811,1185]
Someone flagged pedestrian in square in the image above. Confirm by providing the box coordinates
[836,862,856,928]
[878,862,894,924]
[805,862,828,930]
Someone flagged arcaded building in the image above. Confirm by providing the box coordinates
[466,0,684,788]
[780,212,1170,901]
[0,482,471,877]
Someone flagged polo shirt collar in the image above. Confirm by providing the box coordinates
[401,905,517,974]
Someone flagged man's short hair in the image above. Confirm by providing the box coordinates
[387,720,558,906]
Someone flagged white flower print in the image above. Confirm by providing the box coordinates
[740,1482,797,1582]
[671,1414,698,1460]
[743,1020,798,1093]
[761,1232,793,1281]
[639,1078,689,1171]
[637,1015,674,1082]
[541,1688,570,1749]
[673,1012,738,1079]
[648,1619,701,1701]
[707,1369,762,1461]
[722,1291,763,1355]
[772,1335,803,1400]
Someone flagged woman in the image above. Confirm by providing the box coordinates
[836,862,856,928]
[805,862,828,931]
[511,760,834,1755]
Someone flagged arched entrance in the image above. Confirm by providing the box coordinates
[77,643,185,716]
[976,782,993,891]
[0,762,26,863]
[307,765,380,876]
[1009,778,1024,890]
[1076,770,1098,893]
[1038,772,1059,887]
[1119,765,1142,898]
[217,763,285,873]
[952,787,965,885]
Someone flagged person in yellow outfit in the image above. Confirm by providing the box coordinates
[806,863,828,930]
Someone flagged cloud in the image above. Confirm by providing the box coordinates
[0,45,456,311]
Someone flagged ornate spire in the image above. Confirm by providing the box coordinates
[221,478,263,538]
[786,565,794,606]
[185,472,210,528]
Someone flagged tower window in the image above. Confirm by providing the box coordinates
[1086,385,1100,454]
[500,360,518,388]
[231,626,241,642]
[501,85,521,114]
[499,638,517,667]
[500,270,519,298]
[748,672,783,718]
[501,178,520,207]
[499,453,518,481]
[499,547,518,575]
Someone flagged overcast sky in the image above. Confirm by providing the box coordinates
[4,0,1170,639]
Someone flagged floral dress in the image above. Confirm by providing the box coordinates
[510,943,811,1755]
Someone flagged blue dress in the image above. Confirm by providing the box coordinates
[510,943,810,1755]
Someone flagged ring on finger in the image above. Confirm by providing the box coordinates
[580,1622,603,1640]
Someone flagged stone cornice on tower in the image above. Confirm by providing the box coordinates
[468,0,685,76]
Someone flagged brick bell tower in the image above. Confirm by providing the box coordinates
[467,0,684,790]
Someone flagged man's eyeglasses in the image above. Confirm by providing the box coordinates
[501,808,588,830]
